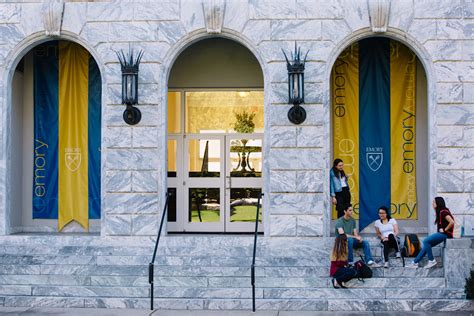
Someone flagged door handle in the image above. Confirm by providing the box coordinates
[226,176,231,190]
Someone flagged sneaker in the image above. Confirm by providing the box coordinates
[384,261,389,268]
[395,252,401,258]
[367,260,375,265]
[406,261,419,268]
[424,259,437,269]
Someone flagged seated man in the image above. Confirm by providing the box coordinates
[335,205,375,266]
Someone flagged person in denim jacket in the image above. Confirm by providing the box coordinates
[330,158,351,218]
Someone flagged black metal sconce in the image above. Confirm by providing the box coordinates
[117,49,144,125]
[282,43,309,125]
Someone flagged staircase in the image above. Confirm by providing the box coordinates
[0,235,471,311]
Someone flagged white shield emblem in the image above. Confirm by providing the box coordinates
[65,152,81,172]
[366,152,383,172]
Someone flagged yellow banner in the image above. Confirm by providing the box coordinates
[390,40,417,219]
[58,42,89,230]
[332,43,360,219]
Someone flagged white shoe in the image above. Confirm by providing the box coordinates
[424,259,437,269]
[395,252,401,258]
[367,260,374,265]
[406,261,418,268]
[384,262,389,268]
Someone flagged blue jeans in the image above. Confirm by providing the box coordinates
[333,267,357,283]
[414,232,447,263]
[348,237,373,263]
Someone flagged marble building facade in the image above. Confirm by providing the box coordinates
[0,0,472,310]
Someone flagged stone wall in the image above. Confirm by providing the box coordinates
[0,0,472,237]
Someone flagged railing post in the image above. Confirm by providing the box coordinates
[251,192,263,313]
[149,192,171,311]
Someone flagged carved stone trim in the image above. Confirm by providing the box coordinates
[367,0,391,33]
[202,0,226,34]
[42,0,65,37]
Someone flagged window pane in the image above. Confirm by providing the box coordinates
[185,91,264,134]
[189,188,220,222]
[229,138,262,177]
[167,188,177,222]
[168,91,181,133]
[230,188,262,223]
[188,139,220,177]
[167,139,177,177]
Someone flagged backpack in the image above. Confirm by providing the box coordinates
[403,234,421,257]
[354,259,372,278]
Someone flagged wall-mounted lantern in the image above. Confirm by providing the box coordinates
[117,49,144,125]
[282,44,309,125]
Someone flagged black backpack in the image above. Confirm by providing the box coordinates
[354,259,372,278]
[402,234,421,257]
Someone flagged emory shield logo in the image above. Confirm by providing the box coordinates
[366,152,383,172]
[65,149,81,172]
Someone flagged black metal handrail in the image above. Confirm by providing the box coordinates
[149,192,171,311]
[251,192,263,312]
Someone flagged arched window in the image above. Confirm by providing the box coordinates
[10,40,102,233]
[330,37,428,234]
[167,38,264,233]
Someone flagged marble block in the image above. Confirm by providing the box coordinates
[296,170,324,193]
[269,215,296,236]
[269,126,297,147]
[249,0,296,19]
[270,170,296,193]
[296,215,323,236]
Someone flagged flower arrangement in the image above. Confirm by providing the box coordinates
[233,110,256,134]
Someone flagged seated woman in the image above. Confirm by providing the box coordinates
[330,234,357,288]
[407,197,455,269]
[374,206,401,268]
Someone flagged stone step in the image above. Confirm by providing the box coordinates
[2,296,471,311]
[0,237,445,258]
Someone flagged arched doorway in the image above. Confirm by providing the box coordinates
[167,38,264,233]
[10,40,102,233]
[330,37,428,234]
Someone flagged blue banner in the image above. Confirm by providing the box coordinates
[88,56,101,219]
[359,38,391,231]
[33,42,59,219]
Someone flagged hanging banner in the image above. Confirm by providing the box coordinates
[33,43,59,219]
[331,38,418,230]
[390,41,418,219]
[33,41,101,230]
[358,38,392,231]
[331,43,360,220]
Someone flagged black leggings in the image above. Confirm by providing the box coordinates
[333,267,357,283]
[335,186,351,218]
[382,234,400,262]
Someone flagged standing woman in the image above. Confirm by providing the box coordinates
[374,206,401,268]
[330,158,351,218]
[407,197,455,269]
[330,234,357,288]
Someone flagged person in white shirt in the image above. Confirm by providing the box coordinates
[374,206,401,268]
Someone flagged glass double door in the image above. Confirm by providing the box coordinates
[167,134,263,232]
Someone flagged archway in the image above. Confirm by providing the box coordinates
[166,38,264,233]
[9,40,102,233]
[330,37,428,234]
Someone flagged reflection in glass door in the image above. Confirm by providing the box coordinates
[167,91,264,232]
[184,136,225,232]
[226,136,263,232]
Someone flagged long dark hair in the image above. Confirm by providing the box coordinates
[379,206,391,222]
[331,233,348,261]
[332,158,346,179]
[434,196,449,224]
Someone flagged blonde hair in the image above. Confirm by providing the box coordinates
[330,234,348,261]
